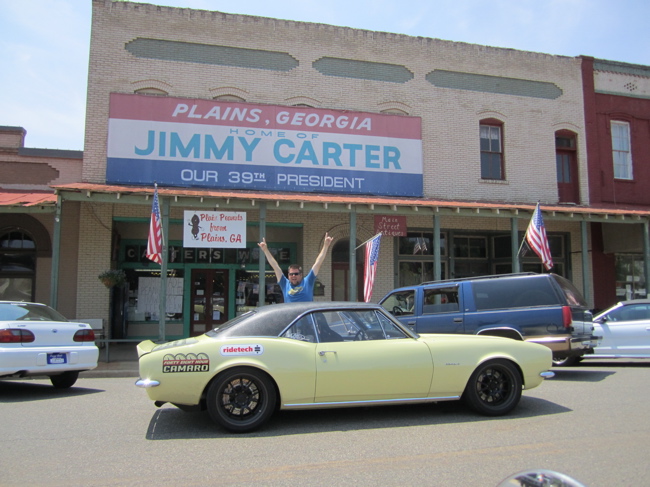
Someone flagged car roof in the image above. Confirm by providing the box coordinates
[213,301,385,338]
[613,299,650,306]
[382,272,547,294]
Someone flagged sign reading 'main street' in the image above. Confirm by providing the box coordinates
[106,94,423,197]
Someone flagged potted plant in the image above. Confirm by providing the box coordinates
[98,269,127,288]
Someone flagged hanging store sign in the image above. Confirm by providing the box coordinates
[374,215,407,236]
[183,211,246,248]
[106,93,423,197]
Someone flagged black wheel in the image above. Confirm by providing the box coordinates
[50,371,79,389]
[206,367,277,433]
[552,355,583,367]
[462,359,522,416]
[392,306,404,316]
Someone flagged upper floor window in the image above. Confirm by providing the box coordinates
[480,120,504,180]
[213,95,246,102]
[134,88,168,95]
[611,121,633,180]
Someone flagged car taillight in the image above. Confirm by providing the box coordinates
[73,329,96,342]
[0,329,35,343]
[562,306,573,328]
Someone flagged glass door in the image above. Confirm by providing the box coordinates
[190,269,229,335]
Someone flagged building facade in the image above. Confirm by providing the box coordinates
[0,126,82,319]
[582,57,650,309]
[4,1,650,340]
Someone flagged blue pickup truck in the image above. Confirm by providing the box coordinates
[379,273,599,366]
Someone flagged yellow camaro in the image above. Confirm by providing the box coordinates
[136,302,553,432]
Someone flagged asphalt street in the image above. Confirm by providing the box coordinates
[2,359,650,486]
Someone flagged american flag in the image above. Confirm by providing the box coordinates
[525,203,553,270]
[363,233,382,303]
[146,184,163,265]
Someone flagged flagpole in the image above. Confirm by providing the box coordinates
[517,202,538,257]
[355,232,382,250]
[158,192,169,342]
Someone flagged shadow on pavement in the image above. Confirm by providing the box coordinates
[547,368,615,382]
[144,395,570,440]
[0,379,104,403]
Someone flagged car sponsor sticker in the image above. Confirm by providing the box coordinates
[162,353,210,373]
[220,344,264,356]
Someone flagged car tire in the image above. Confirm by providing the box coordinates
[462,359,522,416]
[50,371,79,389]
[206,367,277,433]
[552,355,583,367]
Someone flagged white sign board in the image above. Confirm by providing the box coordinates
[183,211,246,248]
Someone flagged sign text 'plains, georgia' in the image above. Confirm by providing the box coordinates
[106,94,423,197]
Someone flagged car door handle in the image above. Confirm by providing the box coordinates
[319,351,337,356]
[453,318,463,322]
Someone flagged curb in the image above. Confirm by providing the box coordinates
[80,362,139,379]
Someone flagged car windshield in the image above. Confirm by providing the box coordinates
[0,302,68,322]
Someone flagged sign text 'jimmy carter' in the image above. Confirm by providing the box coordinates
[106,94,423,196]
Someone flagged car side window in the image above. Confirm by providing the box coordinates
[376,312,408,339]
[381,290,415,317]
[282,315,317,343]
[423,286,459,314]
[609,304,650,322]
[313,312,345,342]
[312,310,406,342]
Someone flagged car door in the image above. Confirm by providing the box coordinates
[595,303,650,356]
[414,284,464,334]
[313,310,433,403]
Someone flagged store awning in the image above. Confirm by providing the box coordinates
[52,182,650,224]
[0,191,57,212]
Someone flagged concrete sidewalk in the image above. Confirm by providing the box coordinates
[80,342,139,378]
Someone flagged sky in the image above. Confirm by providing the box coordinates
[1,0,649,151]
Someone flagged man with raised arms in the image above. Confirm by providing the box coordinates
[258,233,333,302]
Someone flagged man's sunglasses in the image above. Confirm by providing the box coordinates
[289,272,301,276]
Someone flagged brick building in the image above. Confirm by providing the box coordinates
[0,126,82,319]
[3,0,649,340]
[582,58,650,308]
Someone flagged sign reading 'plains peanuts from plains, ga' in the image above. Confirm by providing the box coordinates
[106,93,423,197]
[183,211,246,248]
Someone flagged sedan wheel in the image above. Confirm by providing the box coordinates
[552,355,582,367]
[206,367,277,433]
[462,359,522,416]
[50,371,79,389]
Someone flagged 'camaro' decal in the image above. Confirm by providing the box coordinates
[220,344,264,356]
[162,353,210,373]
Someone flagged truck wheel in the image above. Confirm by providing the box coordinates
[552,355,582,367]
[462,359,522,416]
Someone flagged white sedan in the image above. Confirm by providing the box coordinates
[588,299,650,359]
[0,301,99,388]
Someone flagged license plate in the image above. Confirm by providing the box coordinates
[47,353,67,365]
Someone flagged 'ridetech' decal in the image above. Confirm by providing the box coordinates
[220,344,264,356]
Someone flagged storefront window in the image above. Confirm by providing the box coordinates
[615,254,646,300]
[125,268,185,323]
[398,261,435,287]
[236,269,283,315]
[0,229,36,301]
